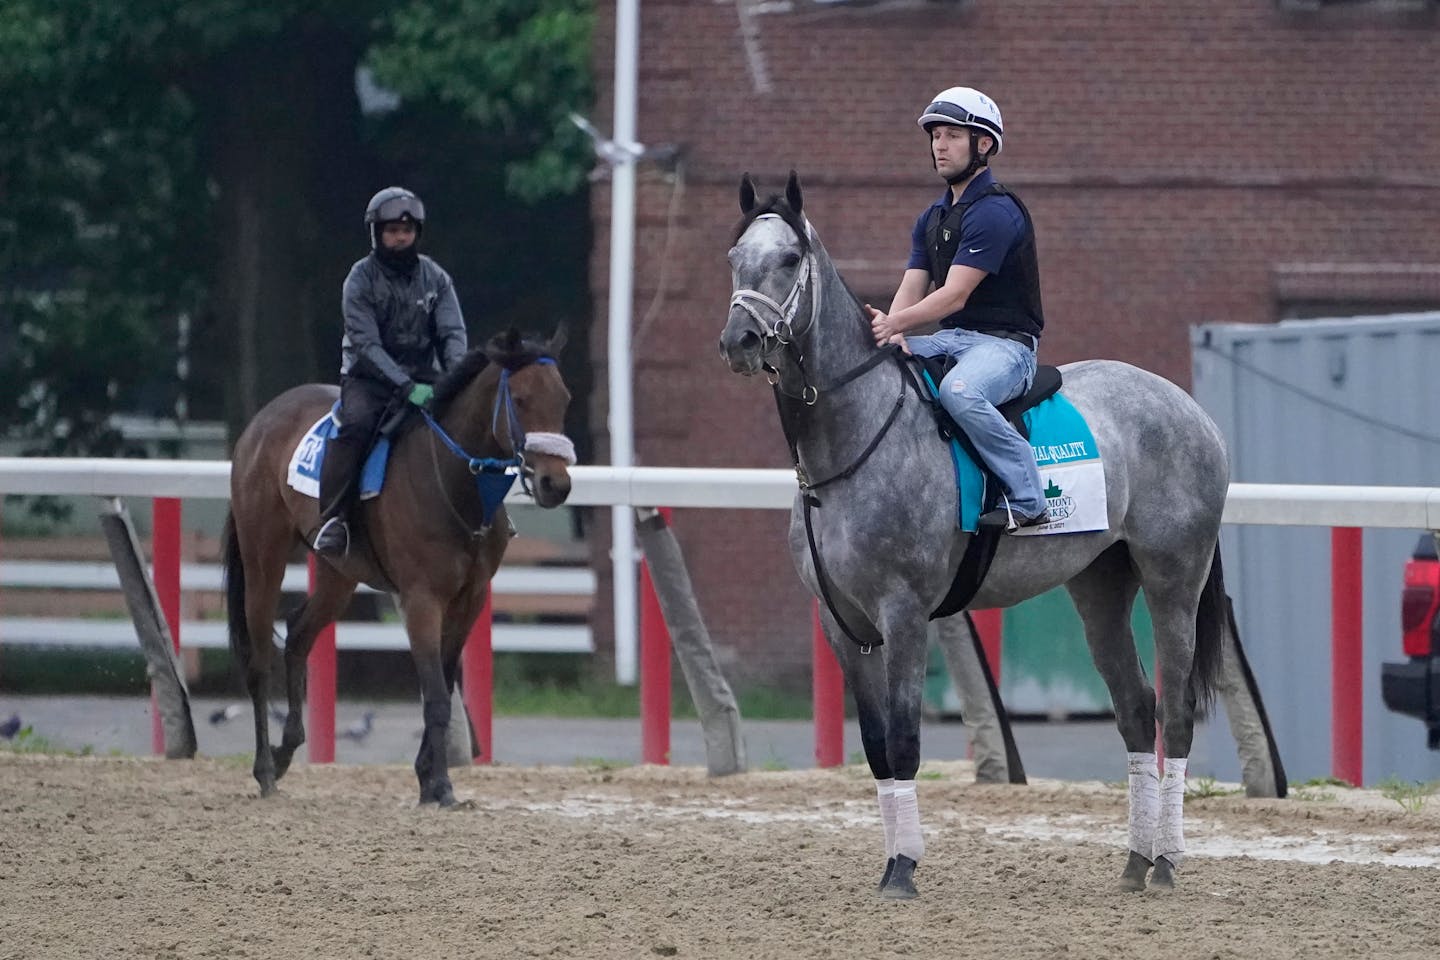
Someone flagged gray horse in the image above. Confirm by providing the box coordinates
[719,172,1229,899]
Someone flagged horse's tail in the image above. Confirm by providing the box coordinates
[222,511,252,674]
[1190,542,1227,720]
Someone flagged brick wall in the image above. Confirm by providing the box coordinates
[587,0,1440,686]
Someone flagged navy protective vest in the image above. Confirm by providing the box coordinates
[924,183,1044,339]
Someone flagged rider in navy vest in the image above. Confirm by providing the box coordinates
[867,87,1047,530]
[314,186,469,557]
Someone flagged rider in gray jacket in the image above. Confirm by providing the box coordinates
[314,186,468,556]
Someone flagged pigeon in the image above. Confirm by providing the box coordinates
[207,704,244,726]
[339,710,376,743]
[0,713,21,739]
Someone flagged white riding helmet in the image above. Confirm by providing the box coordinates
[917,87,1004,155]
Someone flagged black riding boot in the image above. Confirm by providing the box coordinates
[314,436,365,556]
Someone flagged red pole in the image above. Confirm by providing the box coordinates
[462,592,493,764]
[150,498,182,755]
[1331,527,1364,786]
[639,508,672,764]
[307,554,336,763]
[970,608,1003,684]
[0,498,5,689]
[813,601,845,767]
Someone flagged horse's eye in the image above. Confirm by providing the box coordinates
[780,252,801,268]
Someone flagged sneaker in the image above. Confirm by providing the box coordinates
[977,506,1049,532]
[314,517,350,556]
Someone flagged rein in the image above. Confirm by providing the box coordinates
[732,215,930,653]
[420,357,576,538]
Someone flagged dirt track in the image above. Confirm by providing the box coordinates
[2,754,1438,959]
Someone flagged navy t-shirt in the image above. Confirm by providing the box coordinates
[905,169,1026,277]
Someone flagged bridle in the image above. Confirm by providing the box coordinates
[728,213,898,405]
[727,214,825,401]
[421,358,576,538]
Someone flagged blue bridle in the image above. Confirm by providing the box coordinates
[420,357,557,528]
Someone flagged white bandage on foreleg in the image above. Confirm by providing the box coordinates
[1127,752,1159,860]
[875,778,897,859]
[1154,757,1188,865]
[524,432,577,465]
[892,780,924,863]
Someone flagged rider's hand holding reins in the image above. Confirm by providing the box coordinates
[867,304,910,353]
[406,383,435,410]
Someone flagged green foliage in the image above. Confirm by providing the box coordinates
[1376,776,1438,813]
[1185,775,1242,800]
[1,726,95,757]
[369,0,593,202]
[0,0,593,451]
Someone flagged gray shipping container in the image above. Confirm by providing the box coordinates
[1191,311,1440,785]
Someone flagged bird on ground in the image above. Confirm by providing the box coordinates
[339,710,377,743]
[207,704,244,726]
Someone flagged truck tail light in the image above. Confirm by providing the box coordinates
[1401,559,1440,658]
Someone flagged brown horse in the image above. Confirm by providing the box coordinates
[222,328,574,804]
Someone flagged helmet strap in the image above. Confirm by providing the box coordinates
[943,130,989,186]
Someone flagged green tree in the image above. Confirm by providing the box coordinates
[0,0,593,455]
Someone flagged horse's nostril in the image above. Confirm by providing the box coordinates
[740,331,760,351]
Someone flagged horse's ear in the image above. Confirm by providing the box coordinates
[739,173,757,214]
[785,169,803,215]
[547,323,568,358]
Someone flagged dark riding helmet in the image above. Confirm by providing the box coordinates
[364,186,426,250]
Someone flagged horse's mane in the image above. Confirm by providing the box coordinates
[730,195,812,254]
[431,328,558,415]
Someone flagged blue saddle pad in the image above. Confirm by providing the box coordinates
[288,405,391,500]
[926,384,1101,533]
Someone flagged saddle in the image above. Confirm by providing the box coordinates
[913,355,1062,446]
[908,355,1063,620]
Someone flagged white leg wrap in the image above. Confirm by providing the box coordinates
[1127,752,1159,861]
[1155,757,1187,865]
[892,780,924,863]
[875,778,897,860]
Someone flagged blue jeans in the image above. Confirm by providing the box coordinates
[905,328,1045,517]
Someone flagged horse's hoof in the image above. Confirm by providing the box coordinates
[879,854,919,900]
[876,857,896,894]
[418,780,457,807]
[257,778,277,799]
[1118,850,1152,892]
[270,746,293,780]
[1151,855,1178,889]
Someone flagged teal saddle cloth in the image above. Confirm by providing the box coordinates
[917,364,1099,532]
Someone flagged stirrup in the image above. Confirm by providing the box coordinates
[977,496,1047,533]
[314,517,350,556]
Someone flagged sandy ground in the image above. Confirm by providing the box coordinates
[2,754,1439,960]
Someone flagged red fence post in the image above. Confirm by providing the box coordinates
[970,608,1003,684]
[1,498,5,689]
[462,592,493,764]
[150,498,182,755]
[307,554,336,763]
[1331,527,1364,786]
[639,508,672,765]
[813,601,845,767]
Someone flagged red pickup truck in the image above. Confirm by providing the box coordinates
[1381,534,1440,749]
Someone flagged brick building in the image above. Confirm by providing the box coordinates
[586,0,1440,686]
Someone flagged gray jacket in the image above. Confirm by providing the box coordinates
[340,253,468,391]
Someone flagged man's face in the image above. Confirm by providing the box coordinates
[931,125,993,179]
[381,220,418,250]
